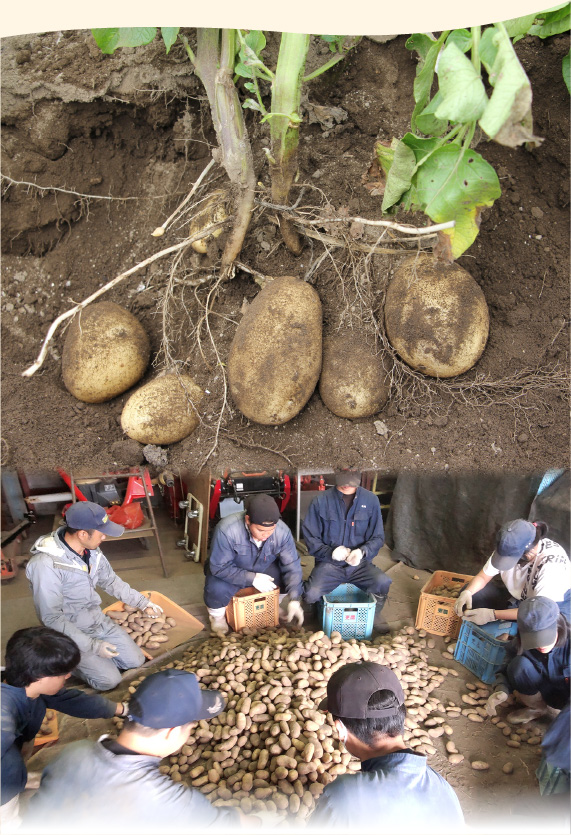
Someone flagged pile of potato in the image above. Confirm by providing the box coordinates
[429,581,463,598]
[37,709,56,736]
[107,605,177,651]
[114,625,464,823]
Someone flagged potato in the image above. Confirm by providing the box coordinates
[121,373,203,445]
[228,277,322,425]
[318,333,390,418]
[62,302,150,403]
[384,254,489,377]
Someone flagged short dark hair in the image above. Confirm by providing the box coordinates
[4,627,81,688]
[530,521,548,548]
[334,689,406,746]
[64,526,96,537]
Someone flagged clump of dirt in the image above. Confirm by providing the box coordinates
[1,30,569,475]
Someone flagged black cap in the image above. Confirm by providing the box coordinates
[491,519,536,570]
[246,494,281,526]
[319,661,405,719]
[335,471,361,488]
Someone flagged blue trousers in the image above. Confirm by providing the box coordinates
[204,561,284,609]
[303,560,391,605]
[506,655,569,710]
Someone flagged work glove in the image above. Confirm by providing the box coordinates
[486,690,509,716]
[143,601,163,619]
[97,641,119,659]
[253,573,277,593]
[463,607,496,626]
[332,546,351,561]
[115,701,130,716]
[454,589,472,617]
[345,548,364,567]
[286,600,304,627]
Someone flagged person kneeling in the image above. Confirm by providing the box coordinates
[22,670,250,834]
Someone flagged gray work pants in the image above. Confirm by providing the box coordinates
[75,617,145,691]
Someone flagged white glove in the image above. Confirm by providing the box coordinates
[486,690,509,716]
[286,600,304,627]
[463,607,496,626]
[144,601,163,619]
[345,548,364,567]
[253,573,277,593]
[97,641,119,659]
[454,589,472,617]
[332,546,351,561]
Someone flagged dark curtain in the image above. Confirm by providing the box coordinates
[530,470,570,553]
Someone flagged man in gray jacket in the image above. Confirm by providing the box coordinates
[22,669,245,834]
[204,494,304,634]
[26,501,162,691]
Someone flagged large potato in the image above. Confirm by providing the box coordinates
[62,302,150,402]
[121,373,203,445]
[384,254,489,378]
[319,334,390,418]
[228,277,322,425]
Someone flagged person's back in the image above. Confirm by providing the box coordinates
[23,737,233,834]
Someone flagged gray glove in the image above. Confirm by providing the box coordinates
[486,690,509,716]
[463,607,496,626]
[143,601,163,619]
[454,589,472,617]
[332,546,351,561]
[286,600,304,627]
[97,641,119,659]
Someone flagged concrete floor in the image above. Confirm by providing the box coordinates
[2,504,569,834]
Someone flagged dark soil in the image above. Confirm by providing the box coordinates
[1,30,569,475]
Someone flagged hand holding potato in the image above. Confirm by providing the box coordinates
[345,548,363,567]
[454,589,472,616]
[332,546,351,561]
[286,600,304,627]
[144,601,163,619]
[486,690,508,716]
[252,573,277,593]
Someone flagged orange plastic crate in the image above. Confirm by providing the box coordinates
[226,586,279,632]
[415,570,474,638]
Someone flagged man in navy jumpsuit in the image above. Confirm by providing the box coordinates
[302,472,391,623]
[204,494,304,633]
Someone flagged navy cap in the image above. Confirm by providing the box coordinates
[491,519,536,570]
[319,661,404,719]
[127,670,225,728]
[518,597,559,651]
[246,494,281,526]
[335,471,361,488]
[65,501,125,537]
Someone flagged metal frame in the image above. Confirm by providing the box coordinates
[177,491,204,563]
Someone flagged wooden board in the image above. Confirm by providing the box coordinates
[103,590,204,659]
[33,710,59,747]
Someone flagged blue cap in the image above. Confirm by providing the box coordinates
[518,597,559,650]
[491,519,536,570]
[65,501,125,537]
[127,670,225,728]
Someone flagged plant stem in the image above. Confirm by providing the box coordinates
[269,33,311,254]
[192,29,256,270]
[471,26,481,75]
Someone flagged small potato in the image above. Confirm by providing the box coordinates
[121,374,204,445]
[448,753,464,764]
[145,641,160,650]
[471,761,490,771]
[319,333,390,419]
[503,762,514,774]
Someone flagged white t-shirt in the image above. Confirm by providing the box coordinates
[482,538,570,602]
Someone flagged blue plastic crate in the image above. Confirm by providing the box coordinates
[320,583,376,640]
[536,756,571,796]
[453,618,518,684]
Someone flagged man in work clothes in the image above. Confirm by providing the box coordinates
[22,670,246,834]
[26,502,163,691]
[204,493,304,634]
[309,661,464,832]
[302,472,390,625]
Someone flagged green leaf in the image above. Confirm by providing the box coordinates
[416,92,449,135]
[410,32,448,132]
[435,43,488,123]
[563,49,571,92]
[319,35,346,52]
[479,26,499,74]
[529,4,570,37]
[445,29,472,53]
[245,30,266,55]
[479,25,542,147]
[406,33,436,60]
[375,141,395,177]
[401,132,441,164]
[160,28,179,54]
[415,145,501,258]
[381,140,416,211]
[242,98,263,112]
[91,28,157,54]
[244,81,257,93]
[502,13,538,41]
